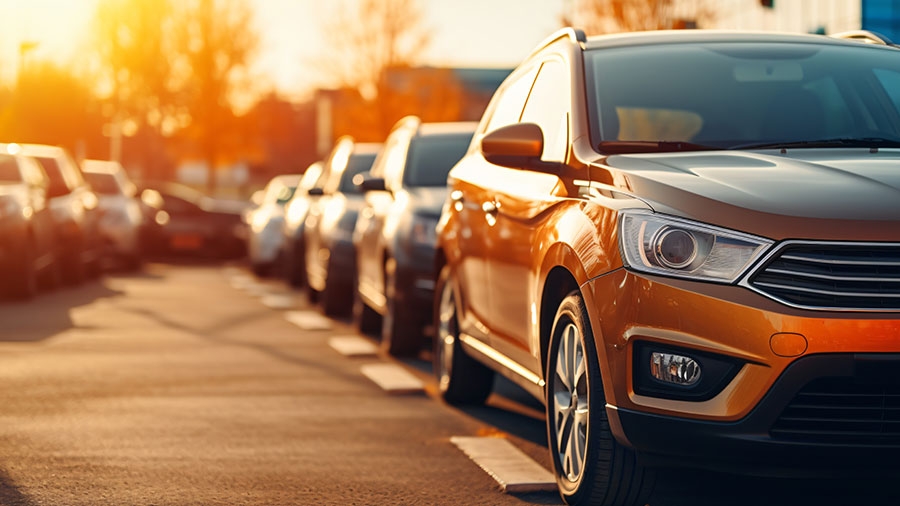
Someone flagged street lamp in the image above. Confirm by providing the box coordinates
[18,41,39,81]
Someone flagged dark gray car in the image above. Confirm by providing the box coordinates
[352,117,476,356]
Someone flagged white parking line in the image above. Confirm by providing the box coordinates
[284,310,333,331]
[261,294,297,309]
[329,336,378,357]
[450,436,556,493]
[360,364,425,395]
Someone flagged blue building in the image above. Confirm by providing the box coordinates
[862,0,900,41]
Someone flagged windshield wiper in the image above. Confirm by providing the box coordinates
[731,137,900,150]
[597,140,722,154]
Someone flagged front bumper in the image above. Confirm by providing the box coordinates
[584,269,900,474]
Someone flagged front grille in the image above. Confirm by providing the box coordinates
[771,377,900,444]
[747,243,900,310]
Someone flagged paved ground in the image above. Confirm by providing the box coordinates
[0,263,895,506]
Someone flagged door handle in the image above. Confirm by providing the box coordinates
[482,201,499,214]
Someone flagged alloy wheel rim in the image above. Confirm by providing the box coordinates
[436,280,456,391]
[552,321,589,483]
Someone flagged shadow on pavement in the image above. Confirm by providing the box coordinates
[0,468,36,506]
[0,277,124,343]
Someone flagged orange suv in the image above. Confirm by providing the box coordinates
[435,28,900,505]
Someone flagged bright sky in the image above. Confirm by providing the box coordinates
[0,0,566,100]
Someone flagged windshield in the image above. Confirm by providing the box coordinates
[0,155,22,182]
[85,172,123,195]
[586,42,900,152]
[338,153,377,193]
[404,132,473,187]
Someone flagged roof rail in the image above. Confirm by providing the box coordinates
[529,27,587,56]
[830,30,894,46]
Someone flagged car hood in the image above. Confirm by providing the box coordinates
[404,186,447,218]
[603,148,900,241]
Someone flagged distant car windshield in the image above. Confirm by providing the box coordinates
[404,132,473,187]
[85,172,123,195]
[586,41,900,152]
[339,153,377,193]
[0,155,22,182]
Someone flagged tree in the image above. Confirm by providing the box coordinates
[315,0,440,139]
[0,61,105,158]
[90,0,259,190]
[171,0,260,191]
[563,0,716,35]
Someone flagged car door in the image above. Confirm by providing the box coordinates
[356,128,409,311]
[19,155,56,270]
[486,57,573,370]
[449,64,540,344]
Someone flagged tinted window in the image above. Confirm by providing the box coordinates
[338,153,377,193]
[0,154,22,182]
[35,156,66,187]
[85,172,123,195]
[404,132,474,187]
[521,59,570,162]
[586,42,900,149]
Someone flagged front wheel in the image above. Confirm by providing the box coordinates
[433,264,494,405]
[381,259,421,357]
[546,292,654,506]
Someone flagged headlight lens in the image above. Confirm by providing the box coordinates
[410,215,438,246]
[619,210,772,283]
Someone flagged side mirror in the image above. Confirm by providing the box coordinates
[480,123,558,173]
[308,187,325,196]
[358,174,387,193]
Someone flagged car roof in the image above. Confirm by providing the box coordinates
[352,142,383,155]
[82,159,124,174]
[581,29,899,51]
[417,121,479,136]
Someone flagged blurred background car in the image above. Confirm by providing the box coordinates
[82,159,144,270]
[279,161,323,288]
[245,173,301,276]
[353,117,476,356]
[303,137,381,316]
[138,181,248,260]
[0,144,59,299]
[20,143,103,285]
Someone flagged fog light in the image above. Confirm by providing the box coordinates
[650,352,701,386]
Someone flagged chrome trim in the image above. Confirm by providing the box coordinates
[459,332,545,388]
[739,239,900,312]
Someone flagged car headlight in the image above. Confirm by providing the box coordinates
[0,197,20,219]
[410,215,438,247]
[618,210,772,283]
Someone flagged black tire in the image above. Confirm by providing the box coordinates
[381,260,422,356]
[546,292,655,506]
[8,237,38,300]
[61,234,86,286]
[433,264,494,405]
[320,259,351,317]
[284,239,307,288]
[352,285,381,335]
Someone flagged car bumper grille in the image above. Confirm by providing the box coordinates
[746,242,900,310]
[771,377,900,444]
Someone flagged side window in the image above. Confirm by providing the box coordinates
[520,59,570,162]
[19,156,47,186]
[483,65,539,134]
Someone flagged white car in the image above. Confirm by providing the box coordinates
[82,159,144,269]
[247,174,301,276]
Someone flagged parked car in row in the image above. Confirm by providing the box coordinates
[353,116,476,356]
[82,159,144,270]
[280,161,323,288]
[303,137,381,315]
[0,144,59,299]
[20,143,103,285]
[245,173,302,276]
[434,28,900,505]
[139,181,248,260]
